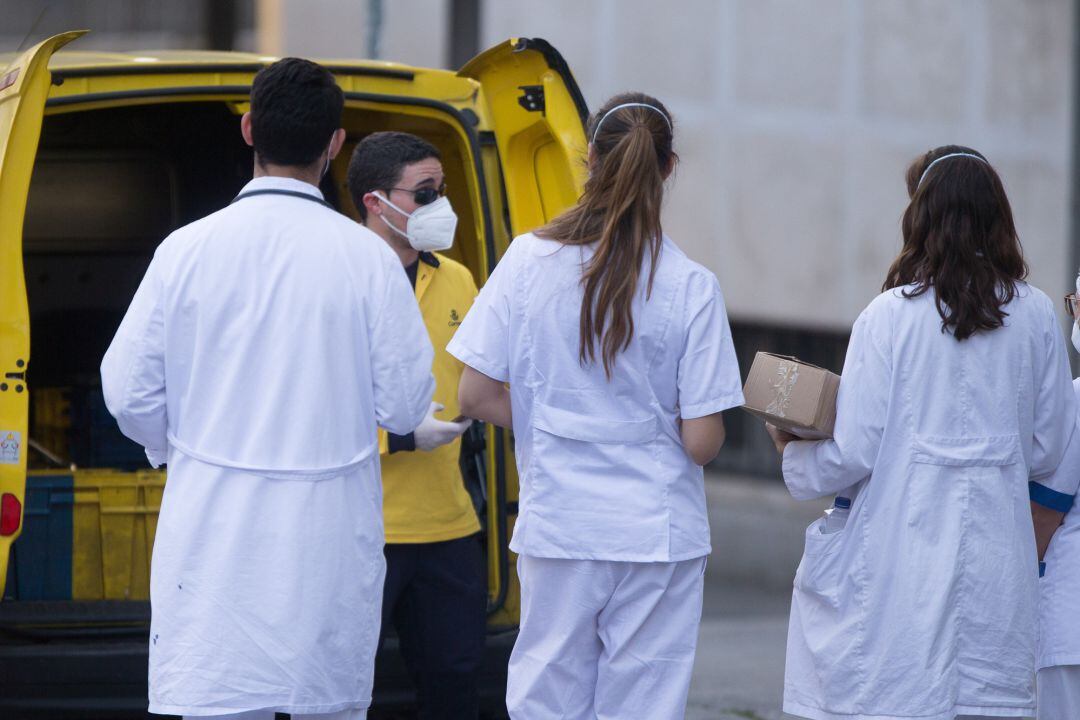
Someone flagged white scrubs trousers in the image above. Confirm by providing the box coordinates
[182,710,365,720]
[1037,665,1080,720]
[507,554,706,720]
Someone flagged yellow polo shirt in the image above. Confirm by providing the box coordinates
[379,252,482,544]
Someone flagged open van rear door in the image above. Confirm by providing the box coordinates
[0,30,85,597]
[459,38,589,239]
[458,39,588,624]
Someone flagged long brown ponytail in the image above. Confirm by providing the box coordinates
[537,92,677,378]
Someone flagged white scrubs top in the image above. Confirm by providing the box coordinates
[447,232,744,562]
[780,283,1075,720]
[101,176,435,715]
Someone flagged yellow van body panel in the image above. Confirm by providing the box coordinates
[0,30,86,597]
[460,38,588,237]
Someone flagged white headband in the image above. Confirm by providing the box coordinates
[916,152,989,189]
[592,102,672,144]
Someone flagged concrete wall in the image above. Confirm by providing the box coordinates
[0,0,256,53]
[47,0,1062,379]
[483,0,1076,330]
[255,0,448,67]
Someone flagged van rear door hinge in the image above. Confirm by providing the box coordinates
[518,85,545,114]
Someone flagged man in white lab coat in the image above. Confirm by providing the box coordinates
[101,58,435,720]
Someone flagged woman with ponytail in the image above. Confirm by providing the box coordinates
[766,147,1077,720]
[449,92,743,718]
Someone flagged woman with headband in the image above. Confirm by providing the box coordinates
[449,92,743,718]
[765,145,1078,720]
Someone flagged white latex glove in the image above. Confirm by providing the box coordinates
[414,402,472,451]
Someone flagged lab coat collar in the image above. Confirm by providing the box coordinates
[239,175,326,201]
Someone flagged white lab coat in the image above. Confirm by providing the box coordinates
[1036,665,1080,720]
[781,283,1075,720]
[1034,379,1080,718]
[447,233,744,562]
[101,176,434,716]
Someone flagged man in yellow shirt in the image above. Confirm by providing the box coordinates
[347,132,484,719]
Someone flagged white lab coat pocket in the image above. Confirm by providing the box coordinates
[794,517,847,609]
[906,433,1021,536]
[910,433,1022,467]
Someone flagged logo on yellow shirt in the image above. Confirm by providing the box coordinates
[449,309,462,327]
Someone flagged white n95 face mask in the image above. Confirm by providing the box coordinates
[374,192,458,252]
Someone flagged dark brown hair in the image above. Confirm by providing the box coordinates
[536,92,677,377]
[882,145,1027,341]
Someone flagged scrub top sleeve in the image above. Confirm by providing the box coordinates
[1030,303,1077,486]
[446,243,515,383]
[371,252,436,436]
[783,307,891,501]
[100,251,169,465]
[677,275,744,418]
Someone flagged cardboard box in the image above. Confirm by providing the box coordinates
[742,352,840,439]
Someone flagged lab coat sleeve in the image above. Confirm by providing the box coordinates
[677,274,744,418]
[1030,402,1080,513]
[1028,305,1077,498]
[782,306,891,500]
[100,252,169,467]
[446,242,514,382]
[370,254,435,436]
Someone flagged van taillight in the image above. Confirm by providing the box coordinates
[0,494,21,536]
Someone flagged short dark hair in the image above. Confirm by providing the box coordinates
[250,58,344,167]
[347,131,441,220]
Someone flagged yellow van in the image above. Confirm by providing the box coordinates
[0,30,587,716]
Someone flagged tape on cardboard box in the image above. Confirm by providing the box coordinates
[741,352,840,440]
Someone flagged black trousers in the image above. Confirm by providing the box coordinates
[378,534,486,719]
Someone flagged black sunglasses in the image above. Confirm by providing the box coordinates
[389,183,446,207]
[1066,292,1078,317]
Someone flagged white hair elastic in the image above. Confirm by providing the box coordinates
[916,152,989,189]
[592,102,672,144]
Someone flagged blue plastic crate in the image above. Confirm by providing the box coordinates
[7,474,74,601]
